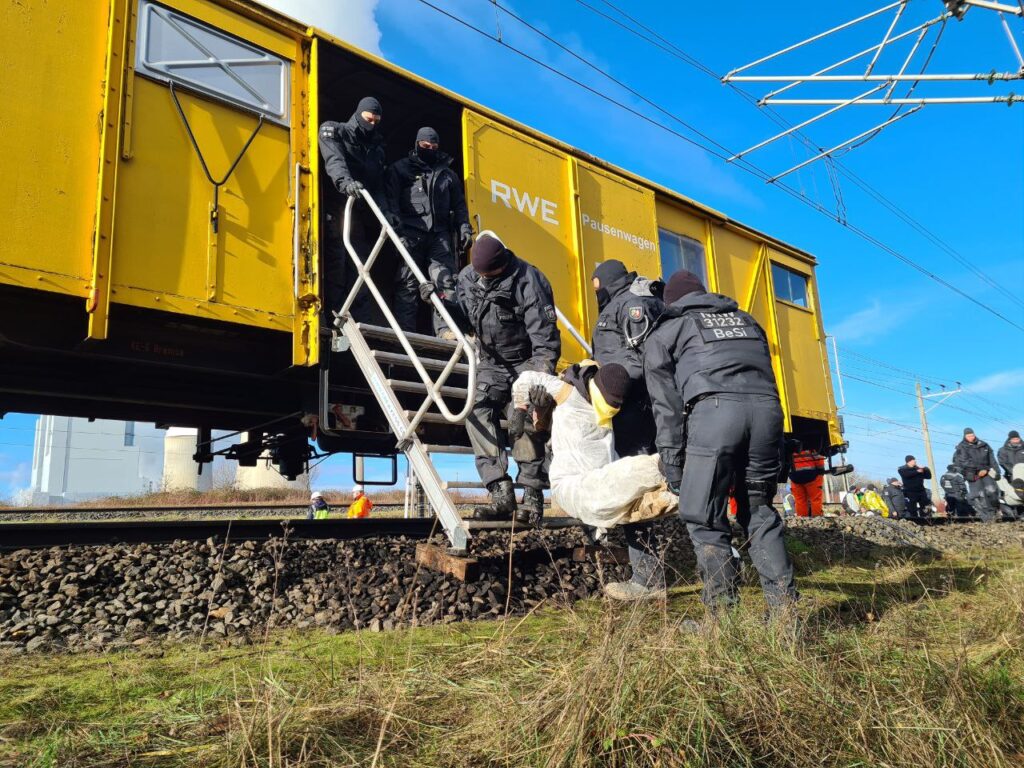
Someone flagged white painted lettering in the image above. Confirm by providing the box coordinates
[491,180,512,208]
[541,199,559,226]
[512,187,541,217]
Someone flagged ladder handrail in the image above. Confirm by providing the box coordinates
[339,191,477,433]
[555,306,593,357]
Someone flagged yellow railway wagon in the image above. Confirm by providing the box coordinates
[0,0,844,475]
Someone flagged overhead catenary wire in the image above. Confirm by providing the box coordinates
[414,0,1024,332]
[840,373,1020,429]
[575,0,1024,312]
[835,346,1023,418]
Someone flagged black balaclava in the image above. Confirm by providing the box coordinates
[947,464,957,472]
[353,97,382,135]
[415,126,440,165]
[663,270,706,304]
[592,260,629,310]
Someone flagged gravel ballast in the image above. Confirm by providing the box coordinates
[0,517,1019,653]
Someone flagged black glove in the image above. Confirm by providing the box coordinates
[418,281,436,303]
[385,211,402,229]
[342,179,364,197]
[508,408,528,442]
[659,456,682,495]
[458,225,474,252]
[528,385,556,432]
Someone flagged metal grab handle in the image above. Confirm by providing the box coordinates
[169,82,264,234]
[339,190,477,432]
[555,306,593,357]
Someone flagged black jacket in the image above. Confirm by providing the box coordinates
[454,253,560,373]
[940,470,968,500]
[898,464,932,494]
[643,292,779,468]
[318,114,388,211]
[881,483,906,515]
[385,151,470,237]
[952,438,999,480]
[997,439,1024,479]
[591,273,663,381]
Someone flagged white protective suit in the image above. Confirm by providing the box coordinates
[511,370,675,529]
[996,463,1024,513]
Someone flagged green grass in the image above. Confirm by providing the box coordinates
[1,548,1023,767]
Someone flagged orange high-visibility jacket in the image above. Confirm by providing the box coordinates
[346,495,373,519]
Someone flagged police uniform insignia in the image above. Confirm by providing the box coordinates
[544,305,556,321]
[628,306,644,321]
[696,311,752,342]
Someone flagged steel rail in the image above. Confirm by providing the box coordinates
[0,502,404,517]
[0,517,439,550]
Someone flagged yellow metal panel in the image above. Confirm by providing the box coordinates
[462,110,586,362]
[711,225,771,329]
[575,161,659,333]
[766,248,838,426]
[111,76,294,330]
[89,0,134,340]
[292,36,318,367]
[0,1,108,295]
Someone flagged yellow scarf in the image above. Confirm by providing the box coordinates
[588,380,620,429]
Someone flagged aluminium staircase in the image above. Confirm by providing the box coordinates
[317,190,477,553]
[320,190,594,554]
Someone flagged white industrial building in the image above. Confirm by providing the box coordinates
[28,416,166,505]
[27,419,307,505]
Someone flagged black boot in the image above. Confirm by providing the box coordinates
[474,479,517,521]
[520,487,544,527]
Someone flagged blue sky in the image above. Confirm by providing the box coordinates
[1,0,1021,499]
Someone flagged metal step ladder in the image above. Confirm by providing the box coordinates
[318,191,597,553]
[319,190,477,553]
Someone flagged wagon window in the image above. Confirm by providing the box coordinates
[136,0,290,123]
[657,229,707,285]
[771,263,809,307]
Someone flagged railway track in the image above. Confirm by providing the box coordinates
[0,517,437,550]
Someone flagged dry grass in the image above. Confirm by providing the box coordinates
[2,545,1023,767]
[53,487,488,509]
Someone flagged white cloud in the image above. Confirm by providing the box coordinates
[0,458,30,498]
[830,299,920,343]
[964,368,1024,395]
[259,0,382,56]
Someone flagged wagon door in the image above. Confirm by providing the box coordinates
[462,110,588,363]
[90,0,317,366]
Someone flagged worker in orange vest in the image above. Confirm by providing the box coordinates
[789,448,827,517]
[346,484,373,518]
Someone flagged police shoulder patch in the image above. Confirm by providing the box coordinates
[544,305,556,321]
[628,306,644,321]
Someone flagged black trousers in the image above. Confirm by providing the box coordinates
[945,495,969,517]
[967,475,1000,521]
[323,207,378,322]
[465,364,548,491]
[677,394,797,610]
[904,489,930,518]
[394,230,457,335]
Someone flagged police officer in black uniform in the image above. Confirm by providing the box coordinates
[897,456,933,518]
[450,232,561,524]
[940,464,969,517]
[644,270,797,611]
[386,127,474,336]
[952,428,1001,520]
[590,259,667,600]
[318,97,390,319]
